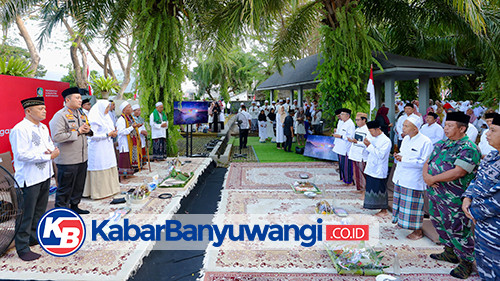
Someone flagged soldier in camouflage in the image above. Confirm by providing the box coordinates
[462,113,500,281]
[423,111,480,279]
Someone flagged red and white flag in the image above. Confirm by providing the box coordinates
[86,56,92,96]
[367,65,375,112]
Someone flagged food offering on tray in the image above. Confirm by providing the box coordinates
[315,200,333,214]
[291,181,321,193]
[325,242,387,276]
[131,184,150,203]
[159,169,194,187]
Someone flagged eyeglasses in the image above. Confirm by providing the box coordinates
[355,119,362,121]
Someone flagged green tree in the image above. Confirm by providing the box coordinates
[0,44,46,77]
[0,56,34,76]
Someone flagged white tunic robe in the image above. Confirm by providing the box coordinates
[276,106,285,143]
[87,101,117,171]
[258,120,267,142]
[266,116,276,142]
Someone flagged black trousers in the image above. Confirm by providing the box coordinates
[284,134,293,151]
[15,178,50,254]
[55,162,87,208]
[240,129,249,149]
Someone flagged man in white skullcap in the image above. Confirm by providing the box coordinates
[117,101,142,180]
[283,97,290,113]
[261,100,270,115]
[238,102,244,113]
[290,99,298,112]
[270,100,276,112]
[132,104,148,166]
[149,101,168,161]
[392,114,433,240]
[249,101,260,132]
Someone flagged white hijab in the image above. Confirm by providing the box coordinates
[88,100,114,132]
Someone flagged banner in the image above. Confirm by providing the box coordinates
[0,75,69,155]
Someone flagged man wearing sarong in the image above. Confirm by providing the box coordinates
[392,115,433,240]
[149,102,168,161]
[117,101,142,181]
[423,111,480,279]
[363,121,391,217]
[332,108,355,185]
[462,114,500,281]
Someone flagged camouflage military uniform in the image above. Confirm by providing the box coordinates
[463,150,500,280]
[426,136,480,261]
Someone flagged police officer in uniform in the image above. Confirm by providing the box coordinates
[49,87,93,214]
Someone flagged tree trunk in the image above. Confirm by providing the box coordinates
[15,16,39,77]
[70,36,87,88]
[116,43,135,99]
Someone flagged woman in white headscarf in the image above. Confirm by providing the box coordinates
[276,102,286,149]
[83,100,120,199]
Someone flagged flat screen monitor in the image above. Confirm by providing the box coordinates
[303,135,338,161]
[173,101,210,125]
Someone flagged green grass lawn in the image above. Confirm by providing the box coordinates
[232,136,321,163]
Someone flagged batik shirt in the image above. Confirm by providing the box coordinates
[427,136,480,192]
[463,150,500,222]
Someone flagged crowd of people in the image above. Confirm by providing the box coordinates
[9,88,168,261]
[236,98,323,150]
[8,89,500,280]
[237,96,499,280]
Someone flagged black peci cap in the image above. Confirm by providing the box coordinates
[21,97,44,109]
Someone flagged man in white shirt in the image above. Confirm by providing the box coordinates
[270,101,276,112]
[311,108,322,135]
[10,97,60,261]
[149,102,168,161]
[290,99,298,112]
[363,121,392,217]
[248,101,260,132]
[261,100,271,115]
[467,122,479,144]
[392,115,433,240]
[395,103,422,148]
[283,97,291,113]
[237,105,251,149]
[332,108,355,185]
[420,112,445,144]
[347,112,370,193]
[478,112,498,157]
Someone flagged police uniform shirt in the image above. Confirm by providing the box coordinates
[49,106,89,165]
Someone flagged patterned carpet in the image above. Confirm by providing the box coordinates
[0,158,213,280]
[202,162,480,280]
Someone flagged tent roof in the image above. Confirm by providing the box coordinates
[256,52,473,91]
[372,52,473,81]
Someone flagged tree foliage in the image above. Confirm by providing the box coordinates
[0,55,34,76]
[191,47,267,101]
[317,5,382,127]
[0,44,46,77]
